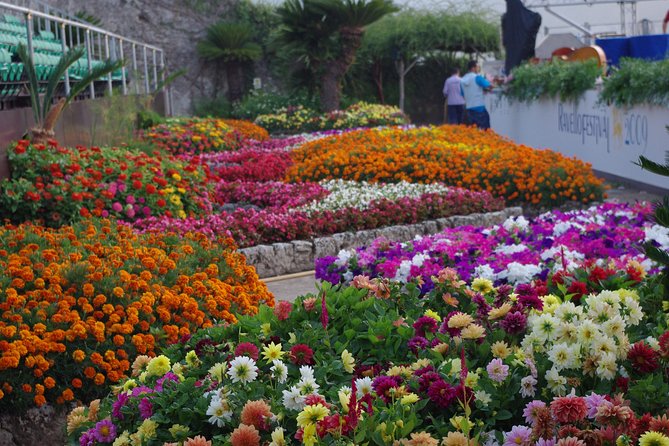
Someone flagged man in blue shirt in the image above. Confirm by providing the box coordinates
[460,60,493,130]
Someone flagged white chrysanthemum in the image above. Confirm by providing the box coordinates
[227,356,258,384]
[548,342,578,370]
[533,313,558,342]
[355,377,373,398]
[622,296,643,326]
[554,322,579,344]
[587,299,615,324]
[520,375,537,398]
[271,360,288,383]
[591,336,617,357]
[206,395,233,427]
[602,315,626,339]
[299,365,314,380]
[297,377,320,395]
[208,362,227,383]
[553,302,583,324]
[282,385,306,411]
[521,331,545,353]
[545,368,567,395]
[617,333,631,358]
[646,336,660,351]
[577,320,600,345]
[596,352,617,380]
[474,390,492,407]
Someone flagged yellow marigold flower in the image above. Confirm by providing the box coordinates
[401,393,419,405]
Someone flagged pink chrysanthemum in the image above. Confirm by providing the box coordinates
[551,395,588,424]
[234,342,259,361]
[273,300,293,321]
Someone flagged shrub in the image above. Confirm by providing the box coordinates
[233,89,320,120]
[505,59,601,102]
[600,58,669,107]
[285,125,605,207]
[0,141,212,225]
[0,219,273,410]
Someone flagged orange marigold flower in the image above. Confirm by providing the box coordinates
[72,350,86,362]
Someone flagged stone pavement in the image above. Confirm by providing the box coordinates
[261,181,666,303]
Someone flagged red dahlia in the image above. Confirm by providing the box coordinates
[627,342,659,374]
[290,344,314,365]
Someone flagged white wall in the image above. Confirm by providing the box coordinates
[487,90,669,190]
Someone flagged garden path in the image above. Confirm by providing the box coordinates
[262,181,664,302]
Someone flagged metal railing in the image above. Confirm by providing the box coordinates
[0,1,169,113]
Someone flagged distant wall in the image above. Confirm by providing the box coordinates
[0,92,166,179]
[44,0,236,115]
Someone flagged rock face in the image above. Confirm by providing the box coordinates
[240,207,524,278]
[0,405,69,446]
[45,0,236,115]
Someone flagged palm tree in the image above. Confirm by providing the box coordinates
[17,44,124,146]
[277,0,396,112]
[197,22,262,102]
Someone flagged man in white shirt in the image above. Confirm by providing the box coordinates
[442,68,465,124]
[460,60,493,130]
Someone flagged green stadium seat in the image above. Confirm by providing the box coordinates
[2,14,22,25]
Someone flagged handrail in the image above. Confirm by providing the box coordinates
[0,1,163,51]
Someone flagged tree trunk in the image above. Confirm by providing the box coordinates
[319,26,364,112]
[372,60,384,104]
[225,63,245,103]
[29,128,56,147]
[319,64,342,112]
[396,59,405,112]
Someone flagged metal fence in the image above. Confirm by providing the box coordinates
[0,1,169,113]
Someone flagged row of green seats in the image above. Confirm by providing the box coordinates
[0,47,22,82]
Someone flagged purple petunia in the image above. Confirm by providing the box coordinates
[111,392,129,420]
[138,397,153,419]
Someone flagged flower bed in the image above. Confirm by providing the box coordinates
[0,219,272,411]
[285,125,606,207]
[142,118,269,155]
[133,187,504,248]
[317,202,655,293]
[68,269,668,445]
[254,102,408,134]
[0,141,212,225]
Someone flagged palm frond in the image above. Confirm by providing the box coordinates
[42,46,86,119]
[65,58,125,107]
[197,22,262,63]
[16,44,42,125]
[636,156,669,177]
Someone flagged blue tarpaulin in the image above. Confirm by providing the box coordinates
[596,35,669,66]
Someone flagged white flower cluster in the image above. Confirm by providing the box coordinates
[281,366,321,411]
[394,253,429,283]
[522,289,643,395]
[296,179,451,214]
[473,262,542,284]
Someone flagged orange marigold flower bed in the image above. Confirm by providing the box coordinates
[0,219,273,410]
[285,125,605,207]
[222,119,270,142]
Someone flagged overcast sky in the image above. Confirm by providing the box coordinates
[260,0,669,43]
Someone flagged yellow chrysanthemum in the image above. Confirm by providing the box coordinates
[296,404,330,428]
[262,342,285,362]
[448,312,473,329]
[488,303,512,320]
[639,431,669,446]
[491,341,512,359]
[341,349,355,373]
[471,277,494,294]
[146,355,171,377]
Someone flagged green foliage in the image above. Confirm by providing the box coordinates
[196,22,262,63]
[16,43,124,138]
[600,58,669,107]
[192,96,234,118]
[233,90,320,120]
[504,59,601,102]
[136,109,165,130]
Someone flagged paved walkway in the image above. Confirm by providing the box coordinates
[261,181,664,302]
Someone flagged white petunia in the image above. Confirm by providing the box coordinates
[227,356,258,384]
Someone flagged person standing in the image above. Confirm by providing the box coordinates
[460,60,493,130]
[443,68,465,124]
[663,9,669,33]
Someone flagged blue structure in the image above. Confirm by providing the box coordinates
[596,34,669,66]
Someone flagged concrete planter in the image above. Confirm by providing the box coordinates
[241,207,523,278]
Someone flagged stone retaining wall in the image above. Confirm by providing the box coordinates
[241,207,523,278]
